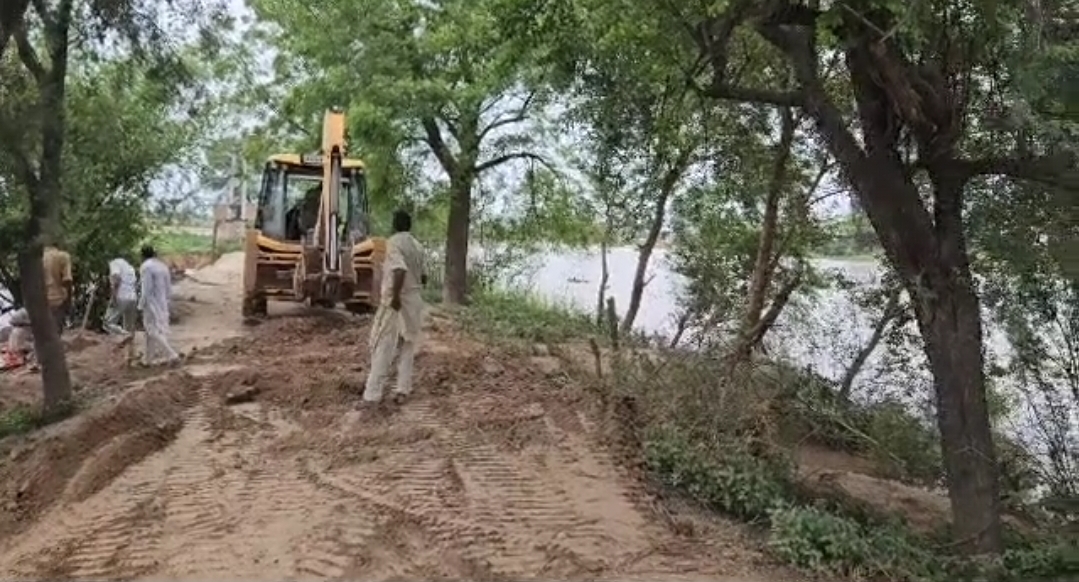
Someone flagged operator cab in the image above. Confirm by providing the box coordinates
[254,153,370,245]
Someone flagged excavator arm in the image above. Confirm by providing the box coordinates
[318,107,348,274]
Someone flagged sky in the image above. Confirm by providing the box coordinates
[147,0,855,223]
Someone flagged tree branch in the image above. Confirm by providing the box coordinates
[29,0,54,30]
[15,27,46,81]
[421,116,459,177]
[838,285,907,401]
[475,151,550,174]
[952,153,1079,189]
[689,1,808,108]
[0,0,31,60]
[700,83,804,107]
[478,91,535,142]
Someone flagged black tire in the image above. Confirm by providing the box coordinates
[242,295,268,318]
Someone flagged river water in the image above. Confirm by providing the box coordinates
[512,246,1022,410]
[518,247,1079,464]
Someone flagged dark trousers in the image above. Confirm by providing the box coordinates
[50,303,68,336]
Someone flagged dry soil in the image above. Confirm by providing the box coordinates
[0,252,803,581]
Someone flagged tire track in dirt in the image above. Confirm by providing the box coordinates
[300,459,508,579]
[0,251,805,582]
[146,397,336,580]
[289,499,379,579]
[1,386,215,580]
[143,404,237,578]
[294,380,661,580]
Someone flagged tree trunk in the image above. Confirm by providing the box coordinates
[442,175,472,305]
[623,146,691,332]
[18,245,72,411]
[668,310,691,349]
[18,0,75,414]
[913,172,1002,553]
[596,237,609,326]
[729,269,801,368]
[913,263,1002,552]
[742,108,795,340]
[622,159,684,333]
[839,286,904,402]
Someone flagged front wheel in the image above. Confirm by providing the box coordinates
[242,295,267,318]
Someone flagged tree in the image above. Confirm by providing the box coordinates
[574,84,706,334]
[250,0,551,304]
[680,0,1079,553]
[0,0,86,411]
[531,0,1078,553]
[0,0,220,412]
[668,104,832,358]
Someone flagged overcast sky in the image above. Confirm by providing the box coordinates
[149,0,853,221]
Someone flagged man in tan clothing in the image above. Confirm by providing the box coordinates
[362,210,427,406]
[43,245,73,335]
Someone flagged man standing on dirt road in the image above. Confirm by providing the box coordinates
[137,245,180,367]
[43,243,73,336]
[362,209,427,407]
[105,256,139,358]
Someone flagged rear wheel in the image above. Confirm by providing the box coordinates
[242,295,267,318]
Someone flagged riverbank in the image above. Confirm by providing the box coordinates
[0,256,1072,581]
[443,286,1074,582]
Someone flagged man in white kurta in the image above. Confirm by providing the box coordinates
[138,245,180,367]
[363,210,426,405]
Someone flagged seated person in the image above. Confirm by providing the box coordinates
[285,205,302,240]
[3,308,34,369]
[284,184,320,241]
[298,185,321,236]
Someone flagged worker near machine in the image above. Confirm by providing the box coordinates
[104,256,138,335]
[137,244,180,367]
[362,209,427,406]
[43,243,73,335]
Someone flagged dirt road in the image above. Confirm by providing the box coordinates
[0,253,797,581]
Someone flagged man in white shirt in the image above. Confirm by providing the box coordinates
[362,210,427,406]
[138,245,180,367]
[104,257,138,336]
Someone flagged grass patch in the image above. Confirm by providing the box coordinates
[0,400,77,440]
[459,287,601,344]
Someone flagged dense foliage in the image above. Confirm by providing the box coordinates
[0,0,1075,578]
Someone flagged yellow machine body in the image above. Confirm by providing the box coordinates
[242,108,386,317]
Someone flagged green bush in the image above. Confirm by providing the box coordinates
[644,429,794,522]
[0,400,77,440]
[639,386,1075,582]
[769,505,944,580]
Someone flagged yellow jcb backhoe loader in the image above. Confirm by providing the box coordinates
[241,107,386,317]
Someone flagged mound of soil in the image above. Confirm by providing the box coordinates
[0,373,201,538]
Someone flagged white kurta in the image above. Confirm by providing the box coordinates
[363,231,426,402]
[139,258,179,365]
